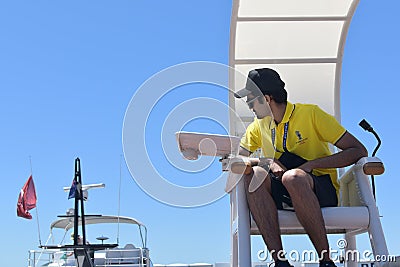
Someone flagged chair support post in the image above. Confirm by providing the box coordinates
[230,179,251,267]
[344,233,357,267]
[353,169,388,266]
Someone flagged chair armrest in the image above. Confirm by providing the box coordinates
[357,157,385,175]
[341,157,384,183]
[339,157,383,207]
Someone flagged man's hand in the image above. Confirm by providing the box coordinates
[229,156,252,175]
[257,157,273,168]
[297,161,313,173]
[268,159,287,178]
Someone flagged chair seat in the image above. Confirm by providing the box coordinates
[250,206,369,235]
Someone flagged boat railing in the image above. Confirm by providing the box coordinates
[99,247,150,267]
[28,249,64,267]
[28,246,150,267]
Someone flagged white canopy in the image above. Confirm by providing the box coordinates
[50,215,145,231]
[229,0,360,136]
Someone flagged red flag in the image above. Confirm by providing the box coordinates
[17,175,37,219]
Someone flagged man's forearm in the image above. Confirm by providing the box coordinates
[302,147,367,172]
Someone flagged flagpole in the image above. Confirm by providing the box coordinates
[29,156,33,174]
[30,156,42,247]
[117,154,123,244]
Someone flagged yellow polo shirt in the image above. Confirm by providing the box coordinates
[240,101,346,193]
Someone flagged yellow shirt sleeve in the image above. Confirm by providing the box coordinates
[312,105,346,144]
[240,120,262,153]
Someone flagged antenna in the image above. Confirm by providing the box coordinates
[359,119,382,199]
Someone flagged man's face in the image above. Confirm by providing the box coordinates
[246,93,270,119]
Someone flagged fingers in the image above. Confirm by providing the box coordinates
[272,159,287,171]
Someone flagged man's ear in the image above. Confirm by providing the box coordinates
[264,95,272,103]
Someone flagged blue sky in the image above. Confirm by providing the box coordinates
[1,1,399,267]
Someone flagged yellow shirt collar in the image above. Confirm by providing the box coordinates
[280,101,295,124]
[256,101,295,130]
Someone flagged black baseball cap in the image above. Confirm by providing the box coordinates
[234,68,286,98]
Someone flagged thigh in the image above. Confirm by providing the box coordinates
[272,172,337,209]
[270,175,292,210]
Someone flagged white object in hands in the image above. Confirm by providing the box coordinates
[175,131,241,160]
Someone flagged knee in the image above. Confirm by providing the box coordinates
[243,166,270,192]
[253,165,268,177]
[243,168,254,185]
[243,166,267,181]
[281,169,310,189]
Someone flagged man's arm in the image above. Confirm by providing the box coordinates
[237,147,285,176]
[238,146,251,157]
[299,131,368,173]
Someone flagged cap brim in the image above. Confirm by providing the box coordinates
[234,88,252,98]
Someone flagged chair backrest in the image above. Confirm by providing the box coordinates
[229,0,360,137]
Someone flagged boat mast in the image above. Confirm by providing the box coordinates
[73,157,87,245]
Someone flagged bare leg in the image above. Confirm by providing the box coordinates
[244,166,284,262]
[281,169,331,261]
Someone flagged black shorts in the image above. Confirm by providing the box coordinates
[270,173,338,210]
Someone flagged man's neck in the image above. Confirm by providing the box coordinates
[272,102,287,124]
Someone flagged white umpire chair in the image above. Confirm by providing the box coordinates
[228,1,389,267]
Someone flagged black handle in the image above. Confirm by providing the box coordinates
[359,119,381,157]
[359,119,373,132]
[359,119,382,200]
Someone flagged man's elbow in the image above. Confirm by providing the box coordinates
[361,146,368,158]
[356,144,369,160]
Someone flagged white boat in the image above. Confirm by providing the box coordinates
[27,158,151,267]
[28,207,151,267]
[28,214,150,267]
